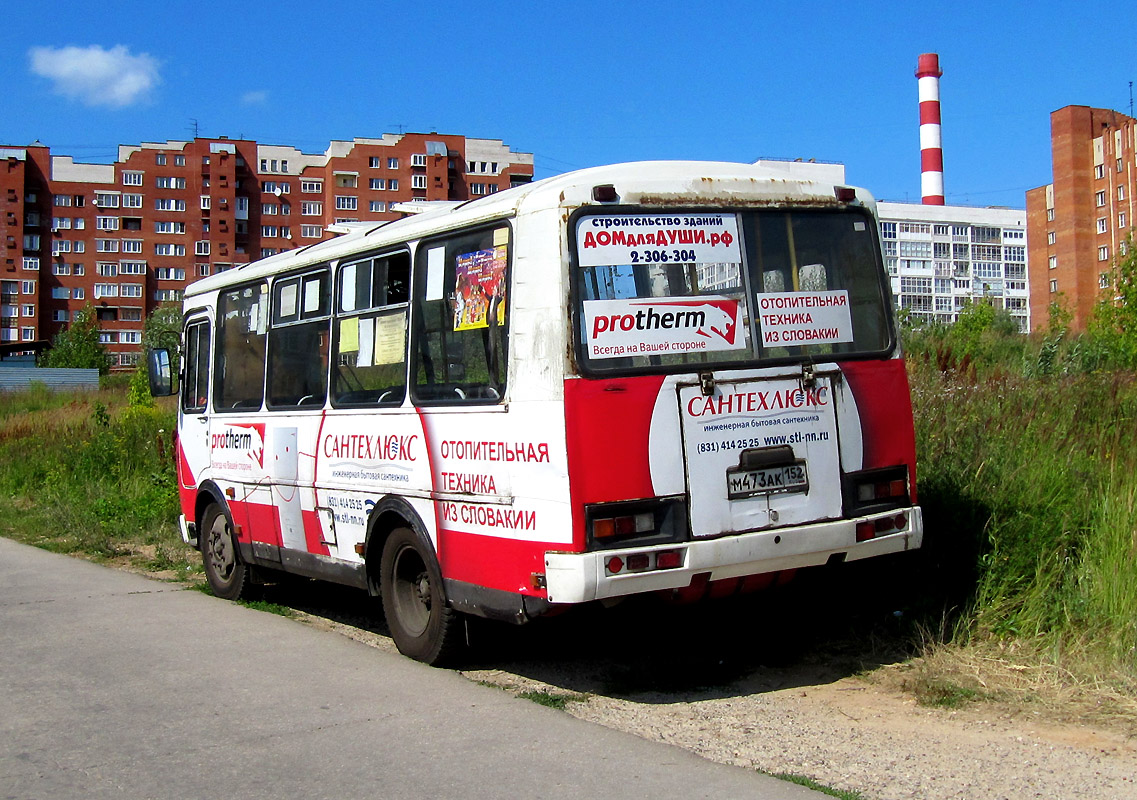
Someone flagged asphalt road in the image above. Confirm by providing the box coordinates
[0,537,822,799]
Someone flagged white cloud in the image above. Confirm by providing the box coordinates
[241,90,269,106]
[28,44,160,108]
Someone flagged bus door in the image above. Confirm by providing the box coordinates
[677,366,844,537]
[211,281,280,551]
[265,268,334,558]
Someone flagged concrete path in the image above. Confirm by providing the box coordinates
[0,537,822,799]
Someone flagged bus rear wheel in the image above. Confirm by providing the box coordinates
[380,526,462,665]
[201,502,256,601]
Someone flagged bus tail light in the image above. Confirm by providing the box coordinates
[856,512,909,542]
[842,466,911,517]
[605,548,686,576]
[586,498,686,550]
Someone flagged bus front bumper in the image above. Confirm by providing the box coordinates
[542,507,923,605]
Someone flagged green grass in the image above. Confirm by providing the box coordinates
[515,690,589,710]
[765,772,868,799]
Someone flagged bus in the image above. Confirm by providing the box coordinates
[149,161,923,664]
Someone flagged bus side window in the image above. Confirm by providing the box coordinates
[411,226,508,405]
[214,282,268,411]
[267,269,331,409]
[181,320,210,413]
[332,251,410,406]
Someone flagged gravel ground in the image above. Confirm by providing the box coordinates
[271,572,1137,800]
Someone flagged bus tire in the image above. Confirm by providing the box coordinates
[380,526,462,665]
[201,502,256,601]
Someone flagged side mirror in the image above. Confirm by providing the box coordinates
[147,348,175,397]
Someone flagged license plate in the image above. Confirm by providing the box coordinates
[727,462,808,499]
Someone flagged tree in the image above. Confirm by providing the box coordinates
[1089,236,1137,368]
[40,305,111,374]
[142,304,184,373]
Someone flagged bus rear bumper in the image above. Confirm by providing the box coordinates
[543,506,923,604]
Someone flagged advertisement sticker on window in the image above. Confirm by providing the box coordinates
[583,296,745,359]
[577,214,742,267]
[757,290,853,347]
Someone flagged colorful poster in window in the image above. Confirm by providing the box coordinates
[453,246,507,331]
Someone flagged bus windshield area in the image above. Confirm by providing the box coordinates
[575,209,893,373]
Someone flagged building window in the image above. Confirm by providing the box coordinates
[154,243,186,256]
[1049,279,1058,293]
[1096,191,1106,207]
[120,262,146,275]
[301,201,322,215]
[370,178,385,190]
[1099,246,1110,261]
[1100,272,1111,289]
[122,171,143,186]
[94,284,119,299]
[301,225,322,238]
[122,240,143,253]
[174,154,185,166]
[1097,218,1108,234]
[155,198,186,212]
[1094,164,1105,179]
[412,154,427,167]
[335,196,358,211]
[1049,255,1057,270]
[156,268,186,281]
[195,241,210,255]
[263,203,278,215]
[301,180,322,193]
[155,177,186,189]
[95,239,119,253]
[262,226,278,238]
[369,157,380,168]
[94,193,120,208]
[369,201,386,213]
[121,285,143,298]
[96,262,118,277]
[122,193,143,208]
[52,263,71,276]
[1120,212,1127,228]
[155,153,166,166]
[335,174,358,188]
[22,304,34,317]
[22,257,39,271]
[389,179,398,191]
[1047,208,1055,222]
[411,174,427,189]
[1119,185,1127,202]
[1047,231,1056,245]
[387,157,398,169]
[201,196,211,210]
[152,220,184,234]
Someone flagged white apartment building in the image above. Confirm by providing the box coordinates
[877,201,1029,331]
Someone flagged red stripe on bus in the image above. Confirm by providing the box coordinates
[564,375,664,547]
[437,527,552,596]
[838,359,918,502]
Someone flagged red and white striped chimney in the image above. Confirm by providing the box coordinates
[916,53,945,205]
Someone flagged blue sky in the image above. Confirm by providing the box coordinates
[4,1,1135,208]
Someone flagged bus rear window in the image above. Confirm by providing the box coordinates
[574,210,892,373]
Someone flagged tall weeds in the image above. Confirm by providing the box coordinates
[0,382,185,570]
[907,329,1137,689]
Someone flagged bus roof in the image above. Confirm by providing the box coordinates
[185,160,873,299]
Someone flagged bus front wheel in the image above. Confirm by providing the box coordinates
[201,503,255,601]
[380,526,461,665]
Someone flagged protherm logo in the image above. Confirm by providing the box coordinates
[584,296,745,359]
[210,423,266,470]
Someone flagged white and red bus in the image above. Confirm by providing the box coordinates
[150,161,922,664]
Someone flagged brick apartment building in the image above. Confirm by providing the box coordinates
[1026,106,1137,331]
[0,133,533,367]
